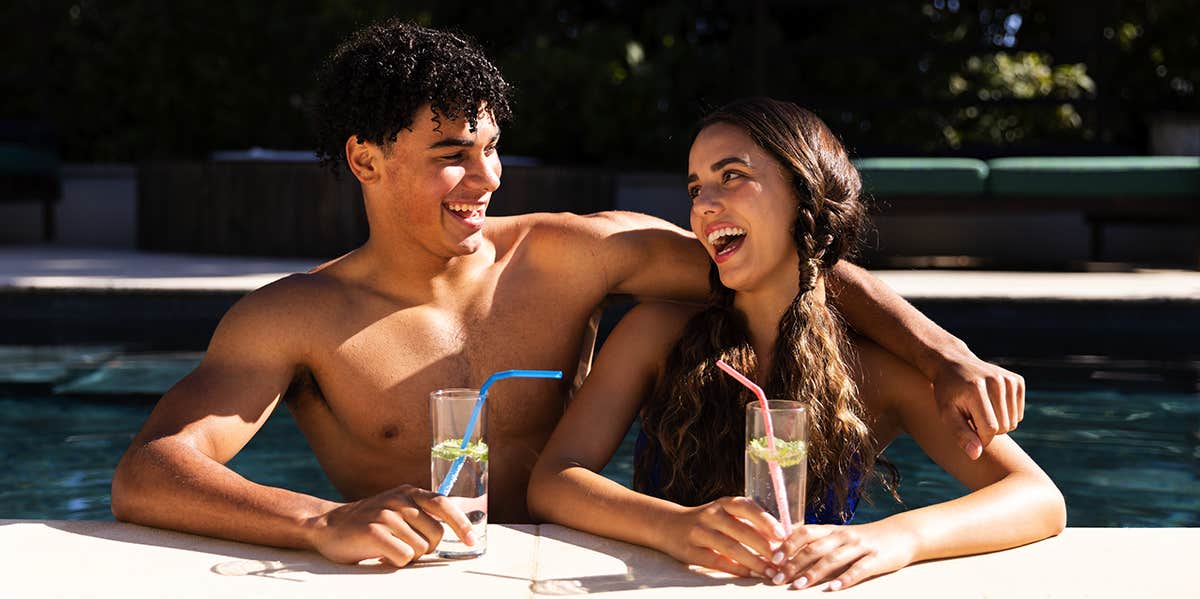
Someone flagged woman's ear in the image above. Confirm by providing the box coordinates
[345,135,381,184]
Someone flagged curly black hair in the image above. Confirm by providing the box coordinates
[313,19,512,175]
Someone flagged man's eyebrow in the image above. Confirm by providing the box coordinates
[687,156,752,183]
[427,132,501,150]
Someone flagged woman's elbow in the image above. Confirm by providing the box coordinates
[526,460,559,522]
[1035,477,1068,537]
[1047,485,1067,535]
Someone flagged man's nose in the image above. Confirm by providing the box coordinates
[471,154,501,193]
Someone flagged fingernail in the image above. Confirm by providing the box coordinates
[791,576,808,589]
[828,580,843,591]
[772,550,784,565]
[774,524,786,539]
[764,567,776,579]
[772,571,786,585]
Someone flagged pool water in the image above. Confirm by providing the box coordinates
[0,351,1196,526]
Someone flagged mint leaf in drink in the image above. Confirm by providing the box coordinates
[431,439,489,462]
[746,436,806,467]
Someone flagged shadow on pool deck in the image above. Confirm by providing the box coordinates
[18,520,408,577]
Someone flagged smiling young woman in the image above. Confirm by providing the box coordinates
[528,97,1065,591]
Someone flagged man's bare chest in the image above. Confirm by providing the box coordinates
[291,289,598,452]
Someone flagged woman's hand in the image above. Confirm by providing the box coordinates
[774,522,919,591]
[660,496,788,579]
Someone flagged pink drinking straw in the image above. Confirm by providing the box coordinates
[716,359,793,536]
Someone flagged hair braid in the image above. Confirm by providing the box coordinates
[636,98,899,522]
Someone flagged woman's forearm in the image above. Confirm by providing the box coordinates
[528,462,687,552]
[887,471,1066,562]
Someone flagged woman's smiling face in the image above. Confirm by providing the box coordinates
[687,122,799,292]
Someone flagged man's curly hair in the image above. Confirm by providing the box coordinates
[314,19,512,175]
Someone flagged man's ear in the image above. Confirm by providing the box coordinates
[345,135,380,184]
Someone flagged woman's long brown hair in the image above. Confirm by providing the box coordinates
[634,98,894,521]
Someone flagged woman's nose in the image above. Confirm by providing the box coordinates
[692,190,723,216]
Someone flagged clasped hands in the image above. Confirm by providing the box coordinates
[664,496,915,591]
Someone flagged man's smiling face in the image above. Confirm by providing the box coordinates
[367,105,502,258]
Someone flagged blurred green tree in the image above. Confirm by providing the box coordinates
[1,0,1195,165]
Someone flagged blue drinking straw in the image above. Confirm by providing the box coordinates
[435,369,563,495]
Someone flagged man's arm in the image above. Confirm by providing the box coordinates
[826,261,1025,458]
[111,277,472,565]
[571,210,1024,459]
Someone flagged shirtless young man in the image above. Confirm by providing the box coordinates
[111,20,1025,568]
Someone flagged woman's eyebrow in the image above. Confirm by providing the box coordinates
[687,156,753,182]
[709,156,752,172]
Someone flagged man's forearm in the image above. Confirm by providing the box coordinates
[827,260,971,380]
[111,438,338,549]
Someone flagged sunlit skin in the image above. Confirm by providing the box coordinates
[112,100,1031,570]
[687,122,809,363]
[358,108,502,263]
[528,120,1064,591]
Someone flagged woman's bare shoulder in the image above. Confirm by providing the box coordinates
[845,336,934,438]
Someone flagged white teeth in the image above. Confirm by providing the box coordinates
[706,226,747,244]
[447,203,483,213]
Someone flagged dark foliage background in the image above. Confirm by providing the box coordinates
[2,0,1196,167]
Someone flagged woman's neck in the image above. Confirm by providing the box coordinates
[734,271,825,379]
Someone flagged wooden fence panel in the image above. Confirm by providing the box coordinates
[138,162,615,257]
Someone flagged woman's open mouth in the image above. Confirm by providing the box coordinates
[707,226,747,262]
[445,202,487,229]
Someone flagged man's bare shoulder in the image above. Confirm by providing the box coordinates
[211,270,349,350]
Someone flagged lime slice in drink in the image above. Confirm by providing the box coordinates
[431,439,489,462]
[746,436,806,467]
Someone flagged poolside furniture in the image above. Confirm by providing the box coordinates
[987,157,1200,263]
[858,156,1200,265]
[3,520,1195,597]
[0,121,61,242]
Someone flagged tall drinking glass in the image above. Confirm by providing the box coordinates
[429,388,488,558]
[745,400,807,529]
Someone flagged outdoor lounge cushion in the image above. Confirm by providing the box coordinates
[853,158,989,196]
[987,156,1200,197]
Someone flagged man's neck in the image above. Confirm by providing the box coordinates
[350,232,496,303]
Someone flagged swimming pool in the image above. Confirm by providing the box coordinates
[1,349,1196,526]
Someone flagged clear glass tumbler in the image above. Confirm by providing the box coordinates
[429,388,488,558]
[744,400,807,529]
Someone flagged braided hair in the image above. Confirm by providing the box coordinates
[635,98,894,521]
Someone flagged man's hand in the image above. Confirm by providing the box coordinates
[306,484,475,567]
[932,355,1026,459]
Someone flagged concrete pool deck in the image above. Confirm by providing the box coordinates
[2,245,1200,300]
[3,520,1197,598]
[2,245,1199,354]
